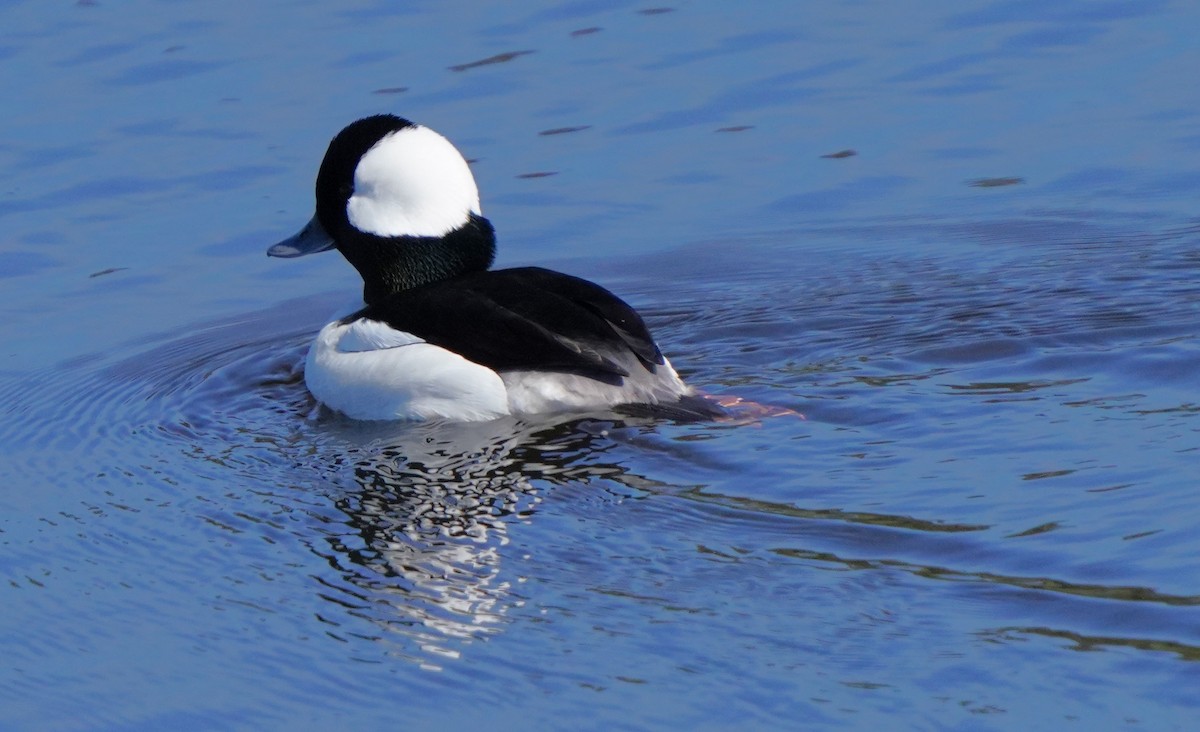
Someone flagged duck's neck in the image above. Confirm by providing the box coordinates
[346,214,496,306]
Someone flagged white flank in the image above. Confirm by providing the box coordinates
[346,125,481,238]
[502,357,690,415]
[305,321,509,421]
[337,318,424,352]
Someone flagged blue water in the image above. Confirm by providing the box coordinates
[3,1,1200,730]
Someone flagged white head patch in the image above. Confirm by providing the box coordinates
[346,125,481,238]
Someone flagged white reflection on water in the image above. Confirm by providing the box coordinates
[308,413,692,664]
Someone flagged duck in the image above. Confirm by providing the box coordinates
[268,114,713,422]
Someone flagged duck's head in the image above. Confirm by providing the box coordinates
[268,114,496,304]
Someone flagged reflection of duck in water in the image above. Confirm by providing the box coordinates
[269,115,720,422]
[317,416,651,661]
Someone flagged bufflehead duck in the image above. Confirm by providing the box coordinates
[268,114,708,422]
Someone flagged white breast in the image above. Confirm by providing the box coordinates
[305,320,509,421]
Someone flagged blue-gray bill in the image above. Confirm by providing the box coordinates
[267,215,335,258]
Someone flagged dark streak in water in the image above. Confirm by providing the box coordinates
[685,488,990,533]
[448,51,535,72]
[1022,469,1075,481]
[1006,522,1062,538]
[969,177,1024,187]
[995,627,1200,662]
[778,548,1200,607]
[945,379,1089,395]
[538,126,591,136]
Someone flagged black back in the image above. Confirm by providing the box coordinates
[348,266,664,379]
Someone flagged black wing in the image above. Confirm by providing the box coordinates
[354,267,665,377]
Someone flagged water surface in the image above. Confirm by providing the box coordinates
[2,1,1200,730]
